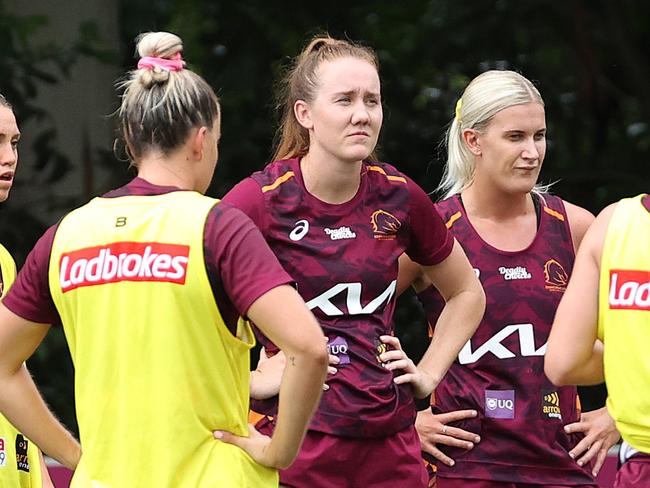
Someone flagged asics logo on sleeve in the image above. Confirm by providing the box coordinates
[609,270,650,310]
[289,220,310,241]
[59,242,190,292]
[458,323,546,364]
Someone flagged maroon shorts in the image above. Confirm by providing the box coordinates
[614,453,650,488]
[257,418,427,488]
[437,480,595,488]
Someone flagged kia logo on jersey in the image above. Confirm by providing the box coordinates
[609,270,650,310]
[59,242,190,292]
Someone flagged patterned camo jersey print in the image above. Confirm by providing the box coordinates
[224,157,452,438]
[418,194,597,486]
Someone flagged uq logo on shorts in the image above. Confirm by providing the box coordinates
[328,336,350,365]
[0,436,6,468]
[485,390,515,419]
[59,242,190,292]
[609,270,650,311]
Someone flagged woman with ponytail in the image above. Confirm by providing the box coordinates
[399,70,618,488]
[222,35,485,488]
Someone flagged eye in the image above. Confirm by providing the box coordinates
[508,133,523,141]
[11,139,19,149]
[336,97,351,105]
[534,132,546,141]
[365,97,380,106]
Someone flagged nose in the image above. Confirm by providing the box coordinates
[350,100,370,126]
[521,137,540,161]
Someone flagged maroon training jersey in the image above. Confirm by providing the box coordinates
[4,178,292,333]
[223,157,453,437]
[419,194,596,485]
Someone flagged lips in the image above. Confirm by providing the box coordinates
[0,171,14,183]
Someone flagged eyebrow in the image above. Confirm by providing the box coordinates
[332,89,381,97]
[503,128,546,133]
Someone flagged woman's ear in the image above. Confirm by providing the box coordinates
[462,128,482,156]
[190,126,208,161]
[294,100,313,130]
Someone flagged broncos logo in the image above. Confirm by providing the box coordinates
[544,259,569,292]
[371,210,401,240]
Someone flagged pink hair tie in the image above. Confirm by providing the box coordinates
[137,52,185,72]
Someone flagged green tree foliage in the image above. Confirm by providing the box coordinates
[120,0,649,207]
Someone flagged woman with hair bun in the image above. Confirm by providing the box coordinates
[222,35,485,488]
[399,70,618,487]
[0,32,328,487]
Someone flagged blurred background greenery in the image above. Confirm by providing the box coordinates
[2,0,648,432]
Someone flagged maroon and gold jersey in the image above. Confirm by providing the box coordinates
[223,157,453,438]
[418,194,596,485]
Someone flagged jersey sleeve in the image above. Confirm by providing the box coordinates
[204,202,292,317]
[405,177,454,266]
[221,177,268,232]
[2,224,60,324]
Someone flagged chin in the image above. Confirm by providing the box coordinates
[346,150,374,163]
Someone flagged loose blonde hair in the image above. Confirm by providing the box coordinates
[440,70,546,198]
[273,35,379,162]
[117,32,220,163]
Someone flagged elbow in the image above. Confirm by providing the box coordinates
[307,340,329,371]
[293,333,329,371]
[544,356,572,387]
[468,285,486,330]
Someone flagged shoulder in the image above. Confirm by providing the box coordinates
[560,199,596,251]
[249,158,299,189]
[433,195,460,219]
[575,202,617,267]
[365,161,408,184]
[207,200,258,233]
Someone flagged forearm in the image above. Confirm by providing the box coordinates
[0,364,79,469]
[419,287,484,384]
[267,350,327,468]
